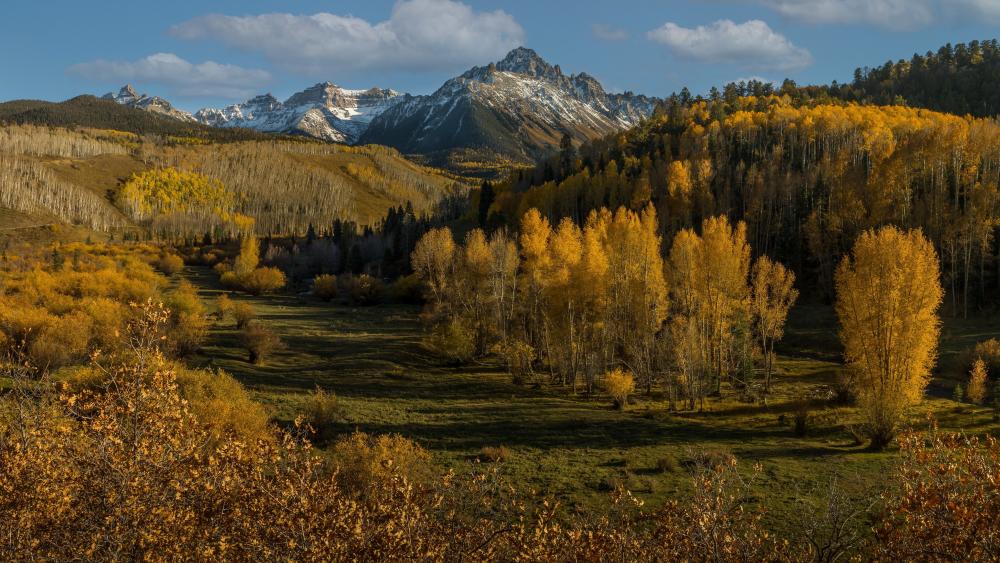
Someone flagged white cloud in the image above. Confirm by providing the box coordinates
[761,0,934,30]
[170,0,525,75]
[592,24,629,41]
[759,0,1000,29]
[945,0,1000,23]
[68,53,270,98]
[647,20,812,71]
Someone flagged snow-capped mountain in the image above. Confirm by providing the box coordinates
[194,83,406,143]
[102,48,659,162]
[102,85,196,123]
[360,47,659,161]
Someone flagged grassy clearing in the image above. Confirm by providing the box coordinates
[186,268,1000,535]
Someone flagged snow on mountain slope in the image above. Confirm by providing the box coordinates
[101,48,659,163]
[194,83,406,143]
[102,85,196,123]
[360,48,658,161]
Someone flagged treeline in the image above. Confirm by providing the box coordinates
[414,205,796,408]
[492,99,1000,314]
[669,39,1000,119]
[841,39,1000,117]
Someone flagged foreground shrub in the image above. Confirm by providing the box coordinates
[342,273,383,305]
[312,274,338,301]
[331,431,434,497]
[175,367,272,444]
[874,430,1000,560]
[303,386,340,443]
[156,253,184,276]
[165,281,207,356]
[605,368,635,409]
[240,321,282,365]
[478,445,511,463]
[425,318,475,363]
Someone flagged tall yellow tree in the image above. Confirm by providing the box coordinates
[836,226,942,448]
[750,256,798,392]
[234,235,260,277]
[410,227,455,309]
[518,209,553,362]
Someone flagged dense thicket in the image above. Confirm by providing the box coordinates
[494,98,1000,313]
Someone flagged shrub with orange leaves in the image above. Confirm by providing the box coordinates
[874,429,1000,561]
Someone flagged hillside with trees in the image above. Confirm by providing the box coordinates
[0,123,470,241]
[489,97,1000,316]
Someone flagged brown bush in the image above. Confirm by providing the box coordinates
[230,301,256,330]
[312,274,338,301]
[478,445,511,463]
[303,386,340,443]
[175,367,272,444]
[238,267,286,296]
[156,253,184,276]
[342,273,383,305]
[239,321,282,365]
[332,432,433,497]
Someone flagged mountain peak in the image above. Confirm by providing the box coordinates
[496,47,560,80]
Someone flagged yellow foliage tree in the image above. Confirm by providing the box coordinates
[836,226,942,448]
[750,256,798,392]
[968,359,988,405]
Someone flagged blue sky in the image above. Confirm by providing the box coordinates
[2,0,1000,111]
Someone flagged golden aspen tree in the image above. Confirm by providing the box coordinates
[836,226,942,448]
[669,229,709,409]
[576,213,611,392]
[234,235,260,277]
[486,230,520,345]
[411,227,456,309]
[458,229,493,354]
[518,209,553,363]
[545,218,583,386]
[605,205,668,394]
[750,256,799,392]
[700,216,751,393]
[667,160,693,197]
[968,359,987,405]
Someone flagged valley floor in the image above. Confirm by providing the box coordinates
[184,267,1000,537]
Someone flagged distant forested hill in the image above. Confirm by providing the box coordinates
[0,96,269,141]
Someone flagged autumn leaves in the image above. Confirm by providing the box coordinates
[835,226,943,448]
[414,205,799,410]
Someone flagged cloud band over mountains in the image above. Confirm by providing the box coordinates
[169,0,525,75]
[68,53,271,98]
